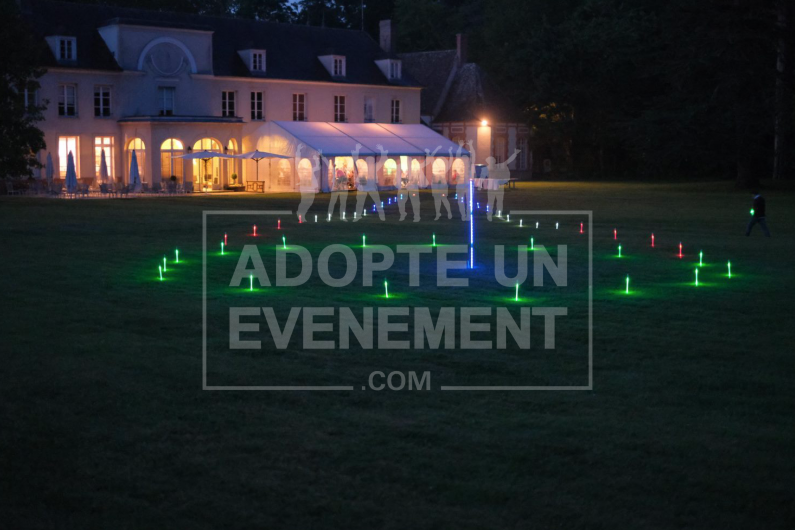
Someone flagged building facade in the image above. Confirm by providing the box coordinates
[22,0,422,191]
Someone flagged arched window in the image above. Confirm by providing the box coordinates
[193,138,221,190]
[298,158,313,187]
[277,159,292,188]
[193,138,221,151]
[331,157,353,190]
[382,159,397,187]
[160,138,184,182]
[432,158,447,184]
[226,139,238,185]
[451,158,466,185]
[411,159,422,182]
[126,138,146,183]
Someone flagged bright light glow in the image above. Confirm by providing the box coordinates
[618,245,622,258]
[354,212,357,219]
[221,241,224,255]
[328,213,331,222]
[699,251,703,267]
[163,256,167,271]
[679,242,683,259]
[315,215,318,223]
[433,233,436,247]
[750,208,755,216]
[728,261,732,278]
[614,229,617,240]
[299,215,302,224]
[224,233,228,246]
[695,268,699,286]
[362,234,366,247]
[342,211,346,220]
[580,222,583,234]
[507,214,510,222]
[175,249,179,263]
[535,222,539,229]
[530,237,534,250]
[651,233,655,247]
[253,225,257,237]
[384,279,389,298]
[249,274,253,291]
[481,119,488,126]
[282,235,286,249]
[625,275,629,294]
[159,265,163,281]
[515,283,519,301]
[278,219,281,230]
[520,219,523,227]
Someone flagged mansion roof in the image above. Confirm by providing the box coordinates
[21,0,420,87]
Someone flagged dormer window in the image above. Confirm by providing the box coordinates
[388,60,401,80]
[251,51,265,72]
[333,56,346,77]
[58,37,77,61]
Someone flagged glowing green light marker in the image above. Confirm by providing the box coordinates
[163,256,167,271]
[531,237,534,250]
[159,265,163,281]
[384,279,389,299]
[699,251,703,267]
[249,273,253,292]
[520,219,523,227]
[432,233,436,247]
[507,214,510,222]
[695,268,699,286]
[727,261,732,278]
[750,208,755,216]
[618,245,622,258]
[515,283,519,301]
[175,249,179,263]
[282,235,286,249]
[362,234,366,247]
[221,241,225,255]
[625,275,629,294]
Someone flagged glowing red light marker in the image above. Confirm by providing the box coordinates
[580,223,584,234]
[651,233,655,247]
[224,233,228,246]
[614,229,617,240]
[679,242,683,259]
[277,219,281,230]
[298,215,302,224]
[253,224,257,237]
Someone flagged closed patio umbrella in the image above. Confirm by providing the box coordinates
[65,151,77,194]
[129,150,142,192]
[99,148,110,187]
[175,151,234,191]
[235,150,290,184]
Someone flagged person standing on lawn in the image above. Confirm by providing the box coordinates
[746,192,771,237]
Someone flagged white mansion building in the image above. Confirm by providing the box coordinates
[22,0,526,192]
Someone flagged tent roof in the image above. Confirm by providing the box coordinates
[273,121,469,158]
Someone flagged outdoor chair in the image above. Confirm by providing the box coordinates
[151,183,162,194]
[119,186,130,198]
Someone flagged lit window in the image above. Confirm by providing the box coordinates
[251,91,264,120]
[222,91,236,117]
[94,137,114,179]
[94,86,111,117]
[333,56,346,77]
[58,84,77,117]
[126,138,146,183]
[390,99,401,124]
[389,60,401,80]
[58,37,76,61]
[293,93,306,121]
[364,97,375,123]
[251,52,265,72]
[334,95,346,123]
[158,87,175,116]
[160,138,184,182]
[58,136,79,177]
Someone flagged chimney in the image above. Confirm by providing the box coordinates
[456,33,468,65]
[380,20,397,53]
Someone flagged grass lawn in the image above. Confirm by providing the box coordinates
[1,181,794,528]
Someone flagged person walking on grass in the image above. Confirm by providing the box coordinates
[746,191,771,237]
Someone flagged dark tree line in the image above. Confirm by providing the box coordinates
[4,0,794,186]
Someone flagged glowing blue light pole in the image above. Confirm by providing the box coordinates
[469,178,474,268]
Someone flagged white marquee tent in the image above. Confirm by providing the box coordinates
[244,121,471,193]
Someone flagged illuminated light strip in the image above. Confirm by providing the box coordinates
[469,178,474,269]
